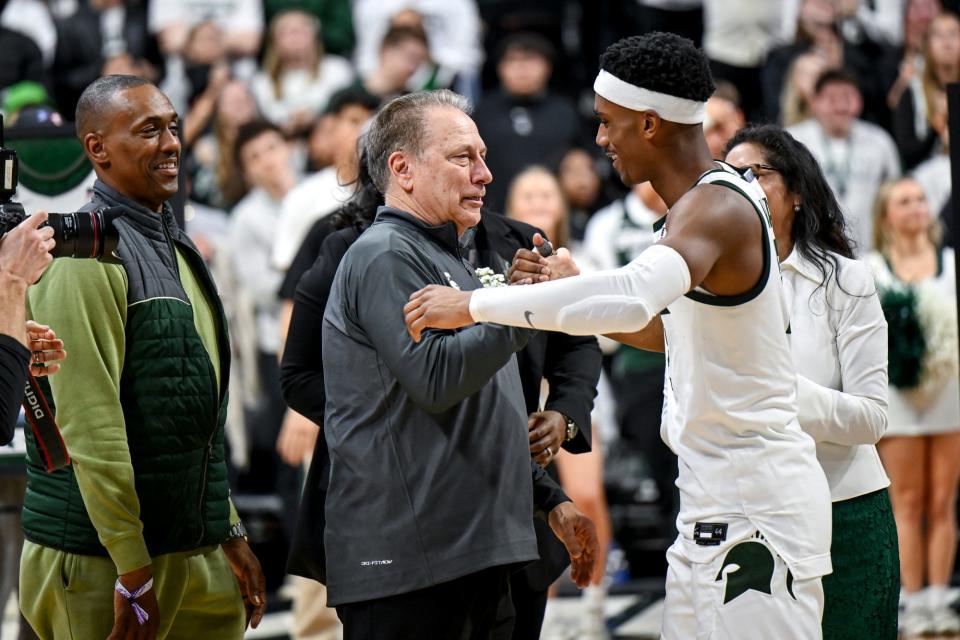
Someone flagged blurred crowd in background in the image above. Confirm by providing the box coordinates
[1,0,960,637]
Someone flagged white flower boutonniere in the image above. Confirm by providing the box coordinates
[443,272,461,290]
[475,267,507,288]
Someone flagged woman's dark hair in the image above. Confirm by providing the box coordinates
[724,124,854,291]
[330,141,383,231]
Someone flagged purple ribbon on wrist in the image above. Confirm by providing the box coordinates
[115,577,154,625]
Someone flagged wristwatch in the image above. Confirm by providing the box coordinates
[226,521,248,543]
[563,415,579,442]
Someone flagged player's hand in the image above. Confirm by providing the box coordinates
[276,410,318,466]
[404,285,474,342]
[0,211,54,285]
[508,233,580,285]
[529,411,566,467]
[26,320,66,376]
[107,565,160,640]
[548,501,599,588]
[222,537,266,629]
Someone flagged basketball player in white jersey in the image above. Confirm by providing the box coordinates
[401,33,833,639]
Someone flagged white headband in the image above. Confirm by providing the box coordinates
[593,69,706,125]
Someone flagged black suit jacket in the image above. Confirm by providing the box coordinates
[470,211,602,590]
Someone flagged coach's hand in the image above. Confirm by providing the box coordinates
[223,537,266,629]
[529,411,566,467]
[508,233,580,285]
[548,501,599,588]
[108,565,160,640]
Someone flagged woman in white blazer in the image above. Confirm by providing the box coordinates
[726,125,897,640]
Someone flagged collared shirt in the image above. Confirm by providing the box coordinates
[782,248,890,502]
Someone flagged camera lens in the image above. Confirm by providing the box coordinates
[45,209,120,261]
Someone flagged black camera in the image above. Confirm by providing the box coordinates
[0,115,120,263]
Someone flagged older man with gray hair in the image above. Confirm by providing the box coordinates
[318,89,597,638]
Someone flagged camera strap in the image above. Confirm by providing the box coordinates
[21,374,70,472]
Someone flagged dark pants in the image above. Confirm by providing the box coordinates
[337,566,514,640]
[503,574,548,640]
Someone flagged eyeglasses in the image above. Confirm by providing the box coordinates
[737,163,780,179]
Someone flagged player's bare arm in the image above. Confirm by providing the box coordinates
[658,183,764,298]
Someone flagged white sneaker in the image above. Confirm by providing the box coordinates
[930,604,960,635]
[928,585,960,635]
[577,585,609,640]
[900,590,933,637]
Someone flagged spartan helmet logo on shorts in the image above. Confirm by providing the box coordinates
[715,532,798,605]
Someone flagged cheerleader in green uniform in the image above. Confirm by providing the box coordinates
[868,177,960,637]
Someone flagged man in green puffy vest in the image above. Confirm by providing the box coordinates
[20,75,265,640]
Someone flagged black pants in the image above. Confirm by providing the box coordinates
[504,574,548,640]
[337,566,514,640]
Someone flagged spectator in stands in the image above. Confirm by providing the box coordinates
[360,25,431,100]
[273,89,379,273]
[188,80,260,209]
[305,113,337,173]
[763,0,879,125]
[886,0,942,113]
[160,20,230,115]
[352,1,483,97]
[703,87,745,159]
[228,120,299,380]
[789,68,901,253]
[912,92,951,220]
[704,0,788,121]
[506,167,570,250]
[263,0,355,57]
[557,148,604,243]
[225,120,302,560]
[780,52,829,127]
[474,32,583,214]
[51,0,161,116]
[867,177,960,637]
[148,0,262,62]
[832,0,905,48]
[893,11,959,170]
[251,10,354,136]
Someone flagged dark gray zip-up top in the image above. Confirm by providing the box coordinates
[322,207,541,605]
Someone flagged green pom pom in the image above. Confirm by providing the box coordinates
[881,287,925,389]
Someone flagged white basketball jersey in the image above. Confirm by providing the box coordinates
[659,162,832,580]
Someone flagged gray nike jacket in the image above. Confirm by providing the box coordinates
[321,207,557,606]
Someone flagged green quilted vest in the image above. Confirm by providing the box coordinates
[22,183,232,557]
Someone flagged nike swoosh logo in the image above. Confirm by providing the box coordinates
[524,311,535,328]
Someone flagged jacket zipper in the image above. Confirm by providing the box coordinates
[160,214,215,545]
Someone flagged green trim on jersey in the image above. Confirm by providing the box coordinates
[683,178,773,307]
